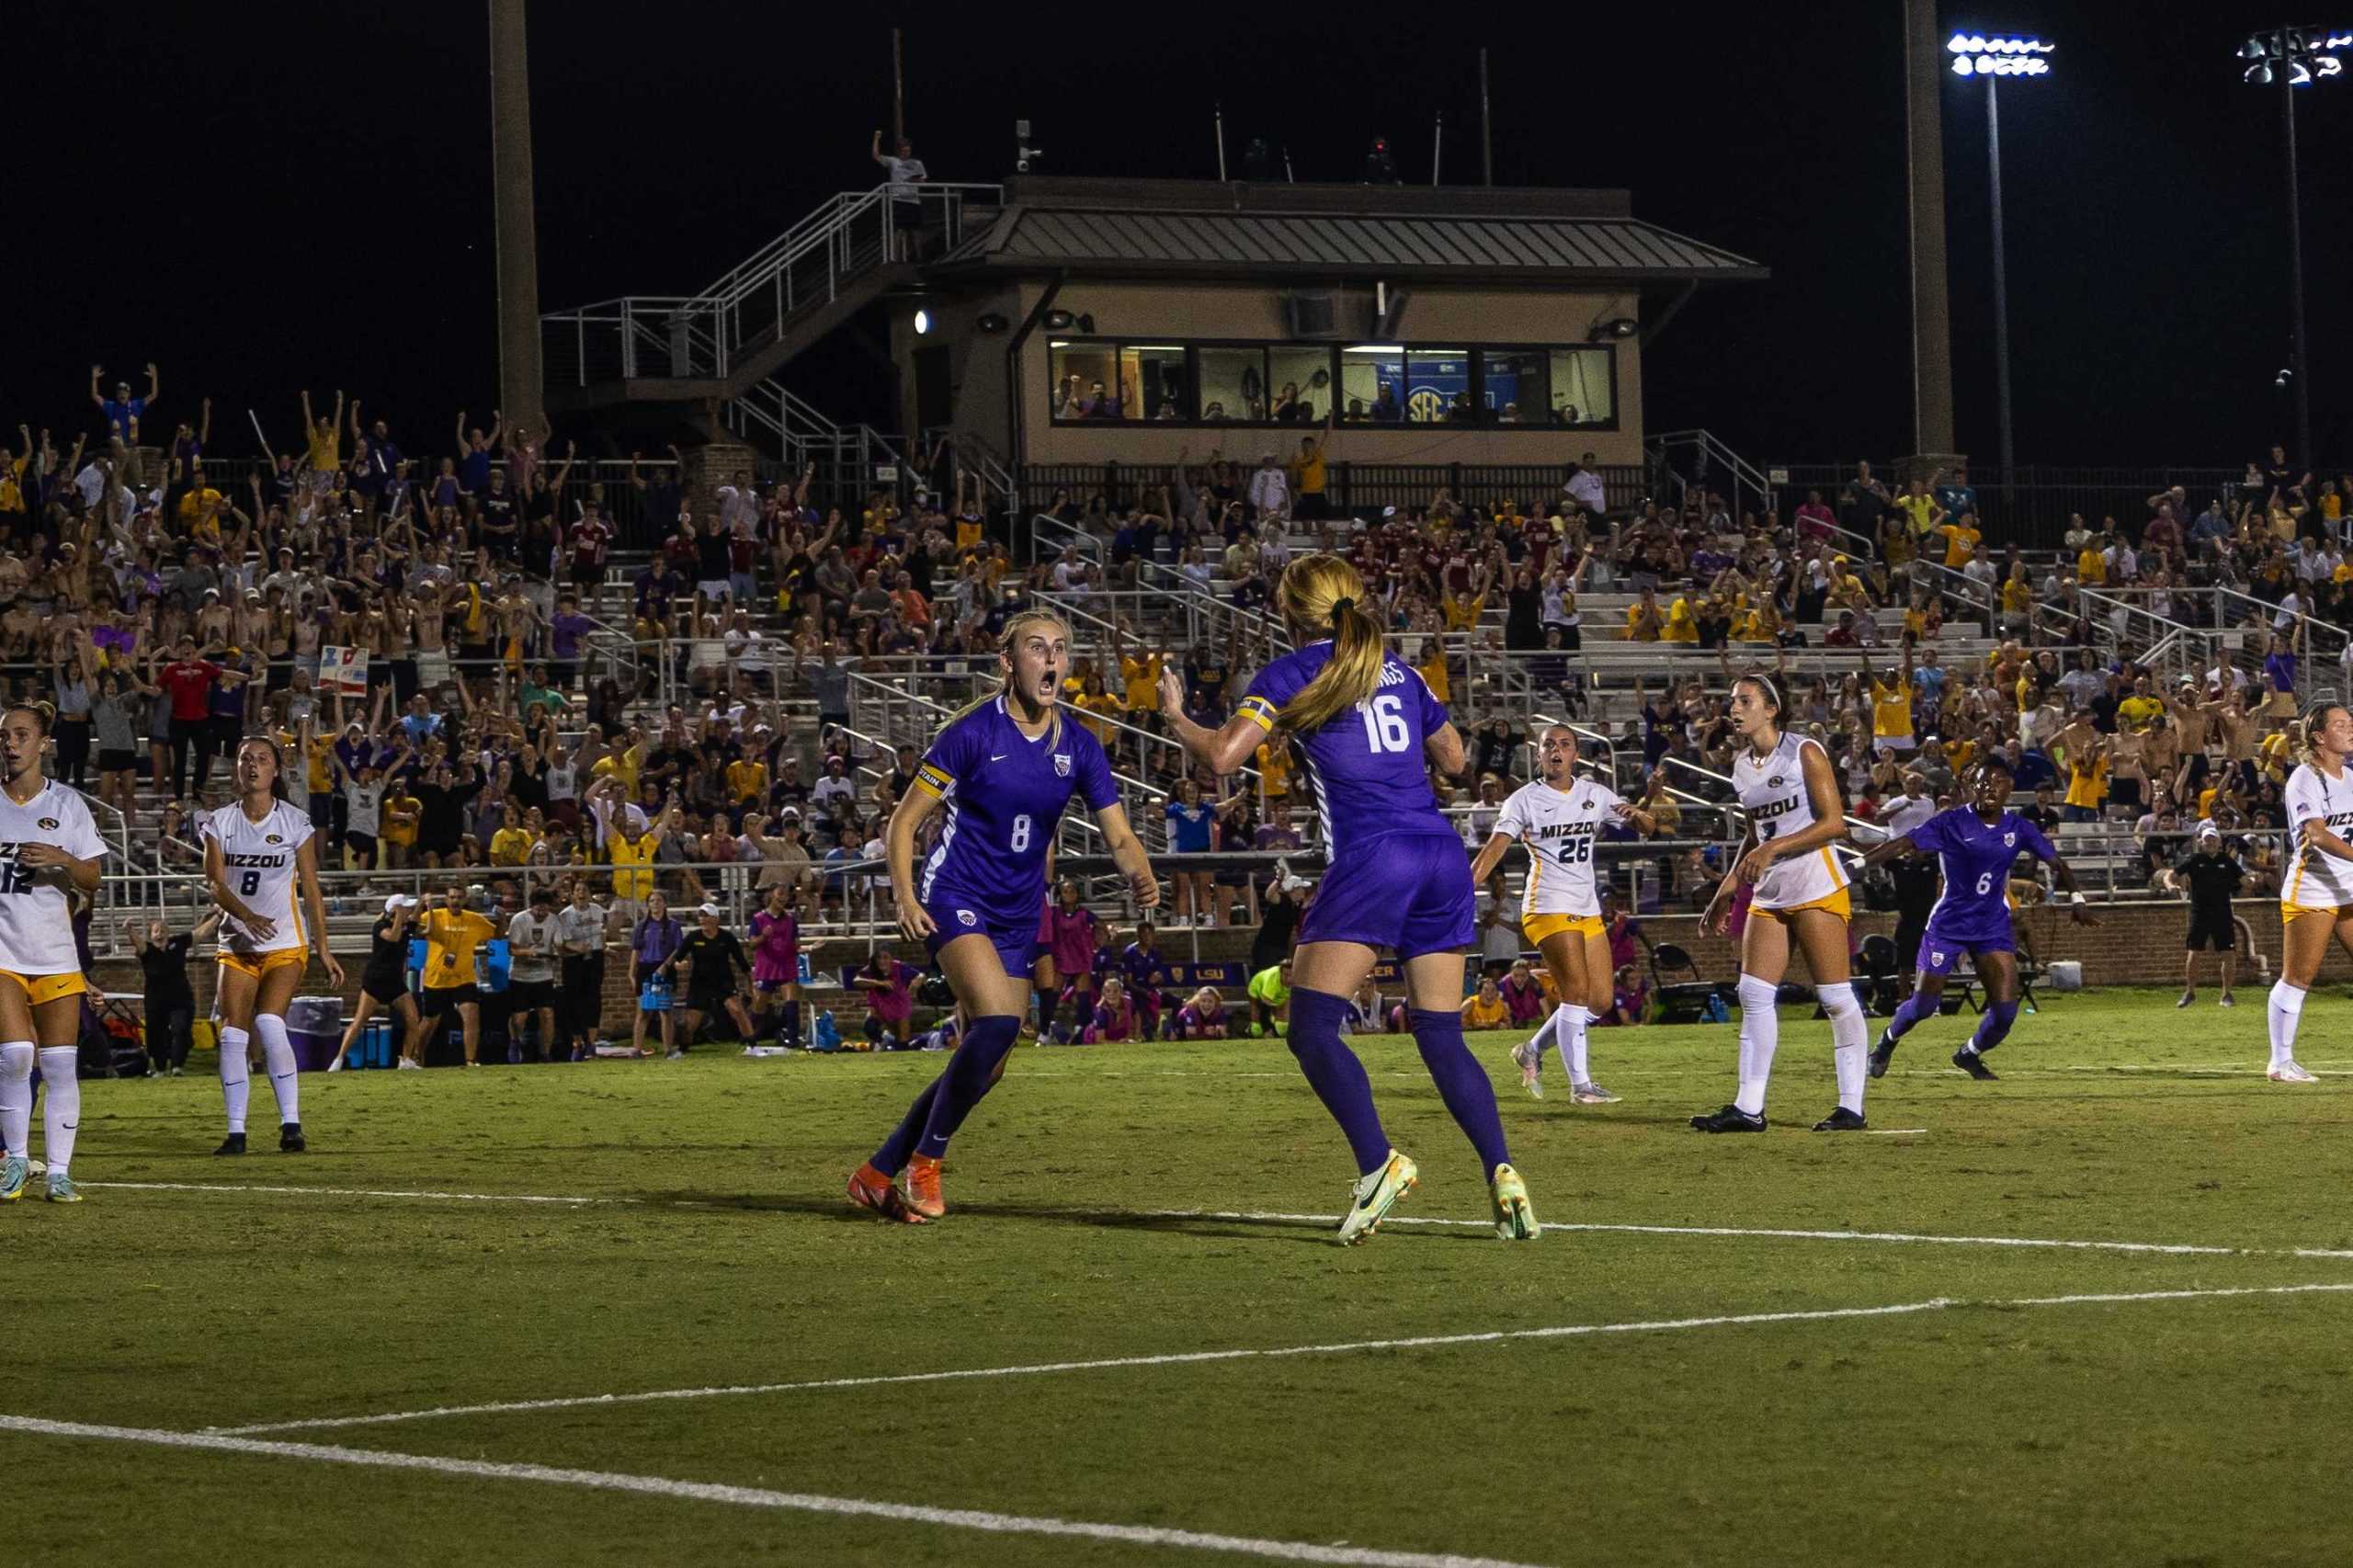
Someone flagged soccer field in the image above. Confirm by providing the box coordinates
[8,990,2351,1568]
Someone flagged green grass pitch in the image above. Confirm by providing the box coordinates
[6,990,2351,1567]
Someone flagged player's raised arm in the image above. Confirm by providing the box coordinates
[1857,831,1923,871]
[1156,666,1262,776]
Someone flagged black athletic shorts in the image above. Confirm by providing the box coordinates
[506,979,556,1010]
[98,748,138,774]
[2185,901,2236,952]
[360,969,409,1007]
[420,983,480,1015]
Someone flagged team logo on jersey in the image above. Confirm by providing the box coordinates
[1768,777,1784,789]
[1929,950,1944,964]
[2003,832,2016,847]
[1053,754,1072,777]
[266,834,283,844]
[957,909,976,926]
[35,817,55,830]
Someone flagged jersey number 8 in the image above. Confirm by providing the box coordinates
[241,870,263,897]
[1359,694,1409,754]
[1010,814,1032,853]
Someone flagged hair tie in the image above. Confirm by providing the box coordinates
[1330,597,1355,622]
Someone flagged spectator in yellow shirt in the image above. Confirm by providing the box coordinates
[725,755,768,806]
[1893,478,1944,538]
[488,804,540,867]
[2075,546,2107,586]
[1461,974,1511,1031]
[1417,641,1452,705]
[1623,589,1664,642]
[1662,597,1700,643]
[1938,517,1983,567]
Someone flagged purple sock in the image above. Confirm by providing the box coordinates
[1408,1008,1511,1177]
[1884,989,1940,1042]
[914,1014,1022,1159]
[1287,988,1392,1176]
[1970,999,2019,1054]
[869,1079,941,1176]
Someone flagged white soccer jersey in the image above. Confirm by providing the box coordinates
[201,800,316,957]
[2282,762,2353,909]
[1733,731,1849,911]
[1495,777,1625,919]
[0,781,108,975]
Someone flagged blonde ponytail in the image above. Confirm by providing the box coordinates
[1276,554,1389,734]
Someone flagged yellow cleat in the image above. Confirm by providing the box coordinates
[1490,1163,1539,1241]
[1336,1150,1418,1245]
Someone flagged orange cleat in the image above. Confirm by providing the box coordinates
[847,1162,928,1224]
[903,1153,947,1219]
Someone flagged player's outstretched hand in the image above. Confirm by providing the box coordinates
[899,903,937,943]
[1130,867,1161,909]
[1157,667,1187,717]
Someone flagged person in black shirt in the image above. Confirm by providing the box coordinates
[126,909,222,1078]
[334,895,424,1070]
[1250,875,1305,976]
[660,903,754,1056]
[411,761,483,869]
[2173,824,2245,1007]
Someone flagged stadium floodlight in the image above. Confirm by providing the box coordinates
[1949,31,2055,74]
[2237,27,2348,467]
[1947,30,2055,475]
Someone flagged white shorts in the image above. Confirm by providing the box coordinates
[1873,734,1916,755]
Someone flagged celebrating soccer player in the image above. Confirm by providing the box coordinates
[848,609,1159,1223]
[1859,757,2097,1080]
[1161,553,1539,1244]
[2264,700,2353,1083]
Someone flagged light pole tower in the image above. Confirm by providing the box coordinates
[1948,33,2055,478]
[2237,26,2351,470]
[488,0,545,440]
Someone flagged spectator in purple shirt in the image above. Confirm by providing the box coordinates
[1120,922,1178,1040]
[550,593,596,690]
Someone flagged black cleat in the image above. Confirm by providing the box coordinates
[1689,1104,1768,1133]
[213,1133,247,1156]
[1951,1047,1999,1081]
[1868,1033,1898,1079]
[279,1122,306,1153]
[1813,1107,1869,1131]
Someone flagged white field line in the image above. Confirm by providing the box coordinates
[0,1415,1544,1568]
[210,1283,2353,1439]
[83,1181,2353,1264]
[1166,1210,2353,1262]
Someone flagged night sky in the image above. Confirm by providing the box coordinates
[15,1,2350,472]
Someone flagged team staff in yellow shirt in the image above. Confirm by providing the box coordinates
[1860,642,1916,755]
[401,882,503,1068]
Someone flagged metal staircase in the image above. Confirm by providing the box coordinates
[1644,429,1779,525]
[542,182,1000,418]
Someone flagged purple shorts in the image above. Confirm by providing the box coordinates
[925,890,1041,981]
[1917,922,2014,976]
[1299,834,1476,960]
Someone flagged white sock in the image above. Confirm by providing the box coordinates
[1734,974,1779,1116]
[255,1013,301,1127]
[1524,1009,1558,1065]
[219,1026,251,1135]
[1824,983,1868,1114]
[1551,1003,1589,1085]
[0,1040,31,1158]
[37,1047,78,1175]
[2268,980,2306,1068]
[1583,1008,1606,1081]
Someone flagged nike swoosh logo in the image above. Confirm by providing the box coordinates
[990,754,1007,761]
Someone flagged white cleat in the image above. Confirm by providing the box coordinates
[1509,1040,1543,1099]
[1336,1150,1419,1246]
[2268,1061,2320,1083]
[394,1058,423,1072]
[1571,1082,1621,1105]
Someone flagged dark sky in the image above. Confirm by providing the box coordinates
[14,2,2350,472]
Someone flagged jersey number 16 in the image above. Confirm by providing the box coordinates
[1359,694,1409,754]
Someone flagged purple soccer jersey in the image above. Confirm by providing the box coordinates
[916,697,1120,935]
[1238,640,1473,960]
[1913,807,2054,950]
[1237,642,1457,856]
